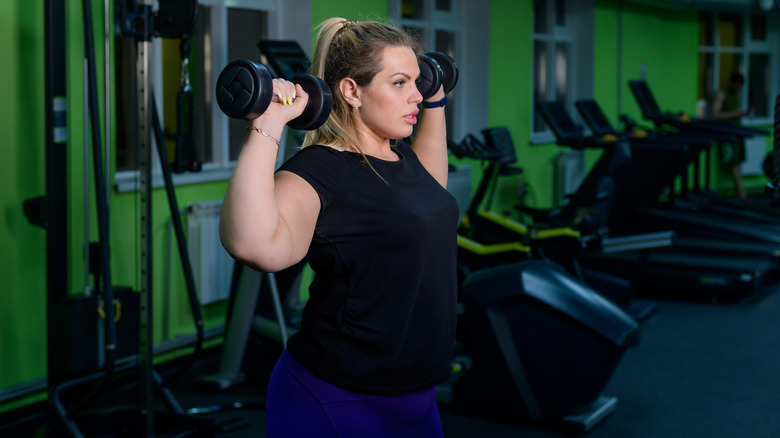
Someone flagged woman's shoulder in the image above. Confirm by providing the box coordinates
[296,144,344,156]
[282,144,348,166]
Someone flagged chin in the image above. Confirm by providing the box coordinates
[395,127,415,140]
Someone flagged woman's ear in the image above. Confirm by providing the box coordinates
[339,77,360,108]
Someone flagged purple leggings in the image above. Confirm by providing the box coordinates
[265,350,443,438]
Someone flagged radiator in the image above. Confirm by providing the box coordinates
[742,136,767,176]
[554,149,585,206]
[186,200,234,304]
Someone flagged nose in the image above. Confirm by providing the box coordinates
[410,85,423,104]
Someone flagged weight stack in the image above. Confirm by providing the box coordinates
[48,287,138,385]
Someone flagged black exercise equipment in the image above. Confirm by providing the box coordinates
[171,37,202,173]
[216,59,333,131]
[629,80,768,141]
[579,99,780,227]
[118,0,197,39]
[620,84,780,244]
[444,133,641,430]
[540,99,778,301]
[451,260,639,433]
[449,126,668,321]
[258,40,311,80]
[27,1,237,436]
[628,79,767,199]
[417,51,458,99]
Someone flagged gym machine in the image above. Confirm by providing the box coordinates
[537,99,778,301]
[451,259,639,433]
[627,80,780,225]
[437,141,641,431]
[448,127,672,321]
[24,0,247,436]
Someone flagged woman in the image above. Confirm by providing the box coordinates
[219,17,458,437]
[711,72,750,199]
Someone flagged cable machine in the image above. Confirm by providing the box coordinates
[24,0,238,436]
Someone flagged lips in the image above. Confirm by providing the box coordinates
[403,109,419,124]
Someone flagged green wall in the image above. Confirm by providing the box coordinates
[618,3,699,120]
[0,0,47,400]
[593,0,621,122]
[485,0,541,213]
[312,0,387,24]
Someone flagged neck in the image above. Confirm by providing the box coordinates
[353,130,396,161]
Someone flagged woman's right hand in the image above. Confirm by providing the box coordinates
[257,78,309,126]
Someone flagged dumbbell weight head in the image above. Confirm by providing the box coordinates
[216,59,273,120]
[289,74,333,131]
[426,52,458,93]
[216,60,333,131]
[416,54,444,100]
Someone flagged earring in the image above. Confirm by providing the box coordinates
[353,105,359,112]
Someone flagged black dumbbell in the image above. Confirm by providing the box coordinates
[417,52,459,100]
[215,59,333,131]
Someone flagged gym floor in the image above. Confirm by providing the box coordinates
[4,282,780,438]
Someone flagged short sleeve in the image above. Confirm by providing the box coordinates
[277,145,345,212]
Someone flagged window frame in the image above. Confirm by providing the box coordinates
[115,0,312,192]
[698,11,778,128]
[388,0,488,144]
[531,0,594,145]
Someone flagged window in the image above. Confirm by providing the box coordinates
[390,0,461,141]
[389,0,491,143]
[115,0,311,191]
[532,0,593,141]
[698,11,777,123]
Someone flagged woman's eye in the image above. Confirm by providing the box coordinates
[394,80,405,87]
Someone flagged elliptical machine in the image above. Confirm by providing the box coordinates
[444,129,641,433]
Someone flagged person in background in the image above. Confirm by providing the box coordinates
[219,17,457,438]
[711,72,750,199]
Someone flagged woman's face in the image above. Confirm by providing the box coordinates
[356,46,423,141]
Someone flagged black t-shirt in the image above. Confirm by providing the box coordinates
[278,142,459,395]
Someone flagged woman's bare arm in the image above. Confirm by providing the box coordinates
[219,81,320,272]
[412,86,449,188]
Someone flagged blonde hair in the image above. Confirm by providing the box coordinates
[303,18,421,154]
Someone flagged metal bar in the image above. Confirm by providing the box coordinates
[135,2,155,434]
[84,58,92,299]
[44,0,69,389]
[104,0,111,207]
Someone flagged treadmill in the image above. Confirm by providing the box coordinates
[571,88,780,247]
[627,80,780,221]
[575,99,780,258]
[536,100,778,300]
